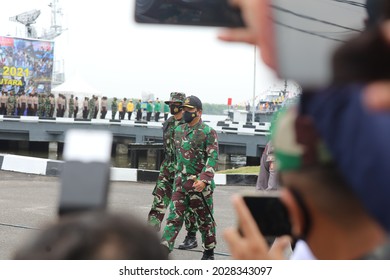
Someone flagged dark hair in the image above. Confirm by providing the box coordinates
[366,0,390,27]
[332,0,390,84]
[14,212,168,260]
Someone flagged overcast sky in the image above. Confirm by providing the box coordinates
[0,0,367,104]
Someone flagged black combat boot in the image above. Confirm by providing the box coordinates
[178,232,198,250]
[201,249,214,260]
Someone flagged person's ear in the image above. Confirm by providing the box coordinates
[280,189,304,237]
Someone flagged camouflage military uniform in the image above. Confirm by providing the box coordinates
[148,115,198,233]
[161,119,219,252]
[88,96,95,119]
[68,97,74,118]
[7,94,15,116]
[44,95,51,117]
[111,98,118,120]
[38,94,45,117]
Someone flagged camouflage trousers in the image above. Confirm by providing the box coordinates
[148,161,198,233]
[68,107,74,118]
[88,107,95,119]
[161,187,216,252]
[7,105,14,116]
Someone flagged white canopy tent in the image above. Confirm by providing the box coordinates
[51,76,102,98]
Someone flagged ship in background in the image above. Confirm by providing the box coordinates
[225,79,301,123]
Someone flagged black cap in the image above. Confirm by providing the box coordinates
[181,95,202,110]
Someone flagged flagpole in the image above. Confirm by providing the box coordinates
[252,46,256,123]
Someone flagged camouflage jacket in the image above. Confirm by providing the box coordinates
[111,100,118,111]
[174,119,219,189]
[44,97,51,107]
[163,116,184,162]
[69,98,74,108]
[8,96,16,106]
[88,98,95,110]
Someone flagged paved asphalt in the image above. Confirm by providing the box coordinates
[0,171,253,260]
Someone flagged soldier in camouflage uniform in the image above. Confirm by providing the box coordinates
[148,92,198,249]
[111,97,118,120]
[7,91,16,116]
[38,93,46,117]
[161,95,219,260]
[44,94,51,117]
[88,95,96,120]
[68,94,74,118]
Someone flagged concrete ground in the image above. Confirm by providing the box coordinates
[0,170,253,260]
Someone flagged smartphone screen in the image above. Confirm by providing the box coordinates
[242,192,291,237]
[135,0,244,27]
[271,0,366,88]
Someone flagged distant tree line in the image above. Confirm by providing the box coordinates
[202,103,245,115]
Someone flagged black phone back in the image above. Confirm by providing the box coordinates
[135,0,244,27]
[243,194,292,237]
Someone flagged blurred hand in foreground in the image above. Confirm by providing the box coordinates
[223,195,290,260]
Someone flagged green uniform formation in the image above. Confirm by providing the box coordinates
[161,119,219,252]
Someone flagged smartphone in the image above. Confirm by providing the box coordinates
[271,0,366,88]
[135,0,245,27]
[58,130,113,216]
[241,191,291,237]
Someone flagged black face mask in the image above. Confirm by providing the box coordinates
[184,111,197,123]
[170,105,182,115]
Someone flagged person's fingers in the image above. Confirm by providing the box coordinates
[363,82,390,110]
[268,236,291,260]
[217,29,256,44]
[223,228,246,259]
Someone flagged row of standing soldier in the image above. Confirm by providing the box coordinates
[111,98,170,122]
[1,91,171,121]
[0,91,57,117]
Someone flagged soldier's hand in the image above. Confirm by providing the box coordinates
[193,180,206,192]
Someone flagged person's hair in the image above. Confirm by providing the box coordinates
[284,164,368,228]
[14,211,169,260]
[332,0,390,83]
[366,0,390,27]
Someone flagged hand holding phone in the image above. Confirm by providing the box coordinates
[241,191,291,237]
[223,194,290,260]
